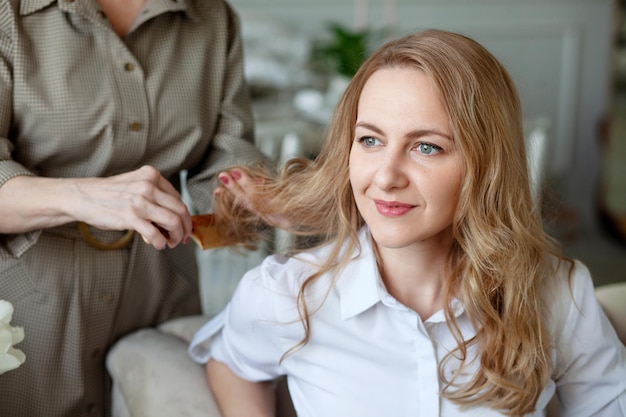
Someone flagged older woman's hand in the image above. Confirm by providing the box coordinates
[0,165,192,250]
[71,165,193,250]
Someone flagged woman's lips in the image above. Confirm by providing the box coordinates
[374,199,415,217]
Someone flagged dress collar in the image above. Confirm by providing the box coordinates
[19,0,198,22]
[19,0,55,15]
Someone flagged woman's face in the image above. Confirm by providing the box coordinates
[349,67,464,251]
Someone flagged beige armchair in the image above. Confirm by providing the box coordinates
[106,314,297,417]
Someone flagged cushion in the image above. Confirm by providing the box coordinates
[106,327,221,417]
[158,314,213,344]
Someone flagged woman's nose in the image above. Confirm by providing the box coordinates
[373,151,410,191]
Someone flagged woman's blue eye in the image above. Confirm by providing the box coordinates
[360,137,380,147]
[417,143,441,155]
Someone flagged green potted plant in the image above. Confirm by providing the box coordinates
[310,23,372,78]
[307,23,383,115]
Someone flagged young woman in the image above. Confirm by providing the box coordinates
[190,29,626,416]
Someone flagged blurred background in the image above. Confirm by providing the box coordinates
[198,0,626,313]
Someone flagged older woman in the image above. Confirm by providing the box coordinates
[0,0,267,415]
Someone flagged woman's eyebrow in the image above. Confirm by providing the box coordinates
[355,122,384,135]
[406,129,453,142]
[355,121,452,141]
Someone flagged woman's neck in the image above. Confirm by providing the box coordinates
[96,0,147,37]
[375,241,451,321]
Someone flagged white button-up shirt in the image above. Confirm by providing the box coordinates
[190,228,626,416]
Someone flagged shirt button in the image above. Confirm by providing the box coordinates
[129,122,143,132]
[97,10,106,19]
[124,62,135,72]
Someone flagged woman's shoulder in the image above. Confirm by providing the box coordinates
[235,231,368,317]
[542,256,590,306]
[250,231,367,292]
[542,255,604,340]
[247,244,335,295]
[223,245,337,338]
[548,256,592,298]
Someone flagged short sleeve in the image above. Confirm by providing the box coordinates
[551,260,626,416]
[189,259,300,382]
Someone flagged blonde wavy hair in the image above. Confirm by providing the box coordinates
[213,29,566,416]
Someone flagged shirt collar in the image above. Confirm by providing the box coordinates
[335,228,384,320]
[334,227,466,323]
[424,298,465,324]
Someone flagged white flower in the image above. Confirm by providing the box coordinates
[0,300,26,375]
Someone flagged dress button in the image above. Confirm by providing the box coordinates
[124,62,135,72]
[129,122,143,132]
